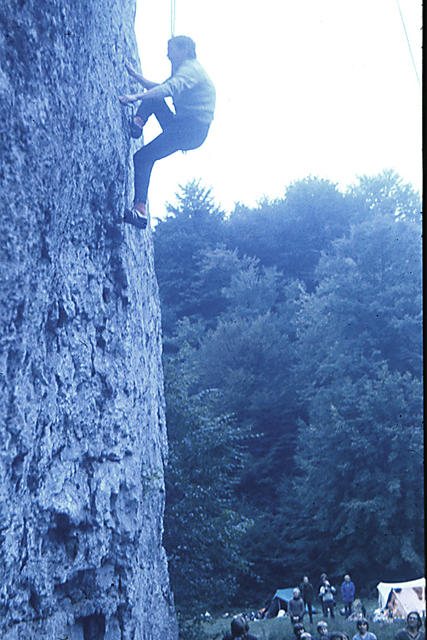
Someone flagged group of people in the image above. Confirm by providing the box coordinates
[293,618,372,640]
[287,574,358,624]
[295,613,425,640]
[295,618,377,640]
[222,611,425,640]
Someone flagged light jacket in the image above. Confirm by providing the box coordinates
[147,59,216,124]
[341,580,355,602]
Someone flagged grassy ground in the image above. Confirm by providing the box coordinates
[198,600,408,640]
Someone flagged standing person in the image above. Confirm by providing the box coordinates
[341,574,356,618]
[352,619,377,640]
[300,576,315,624]
[318,574,329,616]
[119,35,216,229]
[288,588,306,624]
[319,573,328,590]
[319,580,336,619]
[394,612,425,640]
[223,614,258,640]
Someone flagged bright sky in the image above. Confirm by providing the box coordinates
[133,0,422,220]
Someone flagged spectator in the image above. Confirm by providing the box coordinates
[351,599,367,620]
[300,576,315,624]
[223,614,258,640]
[352,619,377,640]
[319,580,336,619]
[394,612,425,640]
[316,621,330,640]
[289,588,306,624]
[301,634,313,640]
[318,575,330,616]
[293,623,306,640]
[319,574,329,592]
[341,575,356,618]
[331,633,350,640]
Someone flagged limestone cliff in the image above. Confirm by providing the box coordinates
[0,1,177,638]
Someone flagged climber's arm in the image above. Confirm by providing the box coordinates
[119,93,145,104]
[125,61,159,90]
[120,60,200,105]
[119,83,171,104]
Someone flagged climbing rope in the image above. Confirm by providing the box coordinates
[170,0,176,37]
[395,0,421,88]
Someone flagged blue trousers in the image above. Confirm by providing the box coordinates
[133,98,210,203]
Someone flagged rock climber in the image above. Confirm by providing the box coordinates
[119,35,216,229]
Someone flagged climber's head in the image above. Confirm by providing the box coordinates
[168,35,196,67]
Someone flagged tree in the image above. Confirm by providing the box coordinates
[283,365,423,585]
[283,210,424,585]
[192,260,300,505]
[348,169,421,223]
[162,355,251,615]
[295,215,422,392]
[189,245,252,327]
[225,177,355,289]
[153,181,226,337]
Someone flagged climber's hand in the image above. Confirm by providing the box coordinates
[119,94,140,105]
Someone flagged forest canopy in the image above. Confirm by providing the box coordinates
[153,171,423,615]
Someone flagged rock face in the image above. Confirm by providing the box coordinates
[0,2,177,638]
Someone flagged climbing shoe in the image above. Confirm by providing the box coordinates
[123,207,148,229]
[130,116,144,139]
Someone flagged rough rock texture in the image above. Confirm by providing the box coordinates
[0,2,177,639]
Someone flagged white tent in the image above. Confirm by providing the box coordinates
[377,578,425,618]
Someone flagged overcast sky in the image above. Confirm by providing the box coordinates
[133,0,422,220]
